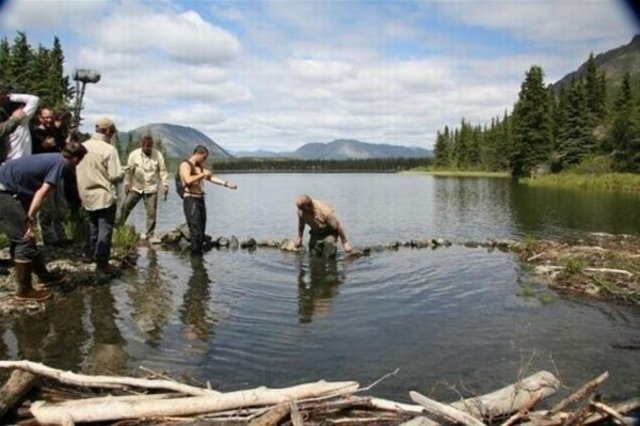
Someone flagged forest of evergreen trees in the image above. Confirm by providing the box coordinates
[433,54,640,177]
[0,32,72,109]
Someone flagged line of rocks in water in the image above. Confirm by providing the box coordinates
[150,223,519,257]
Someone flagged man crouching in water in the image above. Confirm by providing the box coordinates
[0,142,87,301]
[179,145,237,257]
[294,194,352,259]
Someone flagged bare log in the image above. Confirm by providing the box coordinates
[450,370,560,420]
[30,380,359,424]
[399,417,441,426]
[248,402,290,426]
[410,391,485,426]
[590,401,632,426]
[547,372,608,416]
[500,394,541,426]
[0,370,38,419]
[0,360,218,396]
[290,400,304,426]
[368,397,426,415]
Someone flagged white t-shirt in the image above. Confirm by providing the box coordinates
[6,94,39,160]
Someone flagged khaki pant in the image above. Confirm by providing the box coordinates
[118,191,158,236]
[308,231,339,259]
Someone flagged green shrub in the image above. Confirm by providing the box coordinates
[0,233,7,250]
[113,225,139,252]
[563,258,587,275]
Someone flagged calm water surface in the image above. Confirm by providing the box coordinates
[1,174,639,401]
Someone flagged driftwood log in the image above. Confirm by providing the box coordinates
[29,380,360,424]
[0,370,37,418]
[0,360,218,396]
[410,390,486,426]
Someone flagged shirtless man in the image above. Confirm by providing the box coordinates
[178,145,237,256]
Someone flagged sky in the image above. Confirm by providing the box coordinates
[0,0,638,152]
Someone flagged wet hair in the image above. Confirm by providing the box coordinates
[62,141,88,161]
[192,145,209,155]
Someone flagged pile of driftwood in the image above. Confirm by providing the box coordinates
[0,361,637,426]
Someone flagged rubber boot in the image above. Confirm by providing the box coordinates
[14,262,51,302]
[31,255,66,287]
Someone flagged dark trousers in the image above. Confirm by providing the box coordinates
[119,190,158,236]
[308,231,339,259]
[87,204,116,266]
[183,197,206,256]
[39,179,68,244]
[0,192,38,262]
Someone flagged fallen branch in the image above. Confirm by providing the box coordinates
[0,370,38,418]
[0,360,218,397]
[248,402,290,426]
[547,372,608,416]
[450,370,560,420]
[590,400,631,426]
[30,380,360,424]
[410,391,485,426]
[500,394,541,426]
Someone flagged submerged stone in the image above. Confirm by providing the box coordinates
[240,238,257,249]
[230,235,239,249]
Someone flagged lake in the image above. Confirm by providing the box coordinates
[1,173,639,402]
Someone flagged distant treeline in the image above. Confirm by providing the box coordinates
[434,54,640,177]
[166,157,431,173]
[0,32,72,109]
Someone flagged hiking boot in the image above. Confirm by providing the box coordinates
[96,263,120,277]
[14,262,51,302]
[32,256,68,288]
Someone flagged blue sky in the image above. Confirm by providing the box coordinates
[0,0,637,152]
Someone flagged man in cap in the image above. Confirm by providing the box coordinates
[76,117,124,273]
[118,135,169,238]
[294,194,352,259]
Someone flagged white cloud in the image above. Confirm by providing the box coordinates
[165,103,227,126]
[0,0,109,29]
[288,59,355,84]
[437,0,636,49]
[93,8,240,65]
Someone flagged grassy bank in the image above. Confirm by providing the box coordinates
[408,167,510,178]
[521,172,640,192]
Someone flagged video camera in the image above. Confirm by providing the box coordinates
[73,69,101,84]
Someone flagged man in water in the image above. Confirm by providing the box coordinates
[294,194,352,258]
[178,145,237,256]
[0,142,87,301]
[119,135,168,238]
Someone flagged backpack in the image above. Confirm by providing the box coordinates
[175,160,196,199]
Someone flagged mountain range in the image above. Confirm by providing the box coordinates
[120,124,432,160]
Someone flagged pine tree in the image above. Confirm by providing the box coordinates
[510,66,552,178]
[48,36,70,107]
[29,44,53,104]
[558,79,593,167]
[611,73,640,172]
[9,32,35,92]
[0,38,11,83]
[433,130,448,167]
[584,53,606,122]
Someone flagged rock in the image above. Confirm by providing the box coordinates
[240,238,257,249]
[203,235,214,252]
[160,230,182,245]
[415,239,432,249]
[217,237,230,248]
[148,236,162,245]
[177,223,191,242]
[230,235,239,250]
[280,239,299,252]
[464,241,480,248]
[257,240,280,248]
[385,241,400,250]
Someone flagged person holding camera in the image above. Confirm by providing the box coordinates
[177,145,237,257]
[0,84,27,164]
[5,91,39,160]
[118,135,169,238]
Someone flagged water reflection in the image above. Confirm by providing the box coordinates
[179,257,217,342]
[84,284,127,375]
[297,256,346,324]
[128,248,173,347]
[11,294,87,371]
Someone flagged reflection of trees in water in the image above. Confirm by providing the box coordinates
[179,257,218,343]
[128,248,173,347]
[297,256,345,324]
[509,184,640,237]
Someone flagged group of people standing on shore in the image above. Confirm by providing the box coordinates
[0,86,352,303]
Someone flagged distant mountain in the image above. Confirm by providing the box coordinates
[552,34,640,94]
[291,139,431,160]
[235,140,431,159]
[120,123,233,159]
